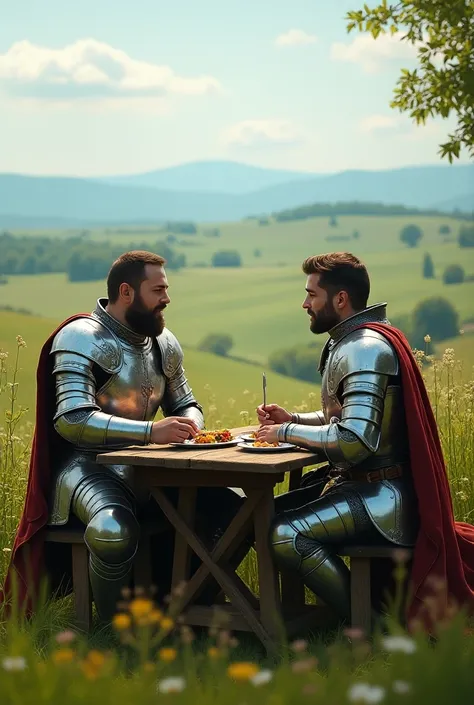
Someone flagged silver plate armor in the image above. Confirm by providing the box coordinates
[48,298,204,526]
[277,303,417,546]
[271,303,419,620]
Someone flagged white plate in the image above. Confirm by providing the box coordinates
[169,438,240,449]
[238,433,258,442]
[237,441,295,452]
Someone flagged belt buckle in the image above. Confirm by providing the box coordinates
[366,470,380,483]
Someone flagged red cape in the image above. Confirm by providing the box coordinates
[1,313,91,614]
[362,323,474,628]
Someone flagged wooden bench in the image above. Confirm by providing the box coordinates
[341,544,414,634]
[44,521,167,632]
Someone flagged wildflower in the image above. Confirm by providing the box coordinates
[0,351,8,360]
[52,649,75,665]
[456,491,468,502]
[180,625,195,645]
[343,627,364,640]
[424,335,431,344]
[159,647,177,663]
[86,650,106,668]
[157,676,186,693]
[290,638,308,653]
[227,661,260,681]
[2,656,27,671]
[160,616,175,632]
[112,613,131,631]
[2,547,12,553]
[348,682,385,703]
[251,669,273,686]
[16,335,27,348]
[148,608,163,624]
[393,681,411,694]
[55,630,76,645]
[208,647,221,659]
[291,657,317,674]
[129,597,153,620]
[380,636,416,654]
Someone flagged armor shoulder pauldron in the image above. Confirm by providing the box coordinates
[50,317,123,374]
[156,328,183,378]
[328,328,398,393]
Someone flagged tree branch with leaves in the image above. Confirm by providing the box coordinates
[346,0,474,161]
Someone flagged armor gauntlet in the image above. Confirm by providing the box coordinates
[52,351,153,448]
[279,371,389,467]
[290,411,325,425]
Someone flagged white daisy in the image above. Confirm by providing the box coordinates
[381,636,417,654]
[251,669,273,686]
[348,682,385,703]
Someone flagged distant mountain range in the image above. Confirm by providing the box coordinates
[0,161,472,228]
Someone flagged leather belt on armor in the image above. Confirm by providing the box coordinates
[349,464,404,483]
[320,464,404,495]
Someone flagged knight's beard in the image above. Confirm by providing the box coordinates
[125,296,166,337]
[309,301,340,334]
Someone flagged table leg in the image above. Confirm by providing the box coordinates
[171,487,197,590]
[250,488,285,644]
[280,469,306,612]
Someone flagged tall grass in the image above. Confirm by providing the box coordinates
[1,335,474,703]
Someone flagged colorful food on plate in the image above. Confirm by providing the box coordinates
[194,429,233,444]
[252,441,279,447]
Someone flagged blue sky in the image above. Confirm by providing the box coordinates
[0,0,468,176]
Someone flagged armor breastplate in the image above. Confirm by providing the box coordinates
[320,323,410,471]
[96,337,166,423]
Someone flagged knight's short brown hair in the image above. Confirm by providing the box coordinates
[302,252,370,310]
[107,250,166,303]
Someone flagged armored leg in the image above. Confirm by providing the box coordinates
[270,489,379,620]
[72,474,139,622]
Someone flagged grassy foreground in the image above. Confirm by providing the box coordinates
[1,328,474,703]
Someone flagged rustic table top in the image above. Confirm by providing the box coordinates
[96,425,322,475]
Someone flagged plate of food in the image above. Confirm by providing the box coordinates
[170,428,239,448]
[237,441,296,452]
[238,431,258,442]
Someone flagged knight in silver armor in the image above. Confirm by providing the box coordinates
[48,251,244,621]
[258,253,419,621]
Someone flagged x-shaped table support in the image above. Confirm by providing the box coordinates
[150,484,285,655]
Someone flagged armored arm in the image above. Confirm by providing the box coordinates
[51,319,153,448]
[158,329,204,429]
[278,332,398,467]
[290,411,325,426]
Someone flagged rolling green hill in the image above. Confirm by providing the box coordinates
[0,311,317,425]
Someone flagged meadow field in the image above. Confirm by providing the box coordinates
[2,212,474,702]
[2,218,474,364]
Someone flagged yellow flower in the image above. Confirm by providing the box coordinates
[86,651,106,668]
[52,648,75,665]
[113,613,132,631]
[81,661,99,680]
[160,616,174,632]
[227,661,259,681]
[129,598,154,620]
[159,647,177,663]
[424,334,431,344]
[208,647,221,659]
[148,609,163,624]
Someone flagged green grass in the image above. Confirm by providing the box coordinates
[0,310,317,423]
[15,213,470,266]
[1,244,474,364]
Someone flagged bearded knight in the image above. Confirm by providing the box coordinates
[4,251,244,621]
[259,254,420,621]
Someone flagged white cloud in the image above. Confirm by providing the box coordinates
[0,39,222,103]
[220,119,302,149]
[275,29,317,47]
[331,32,418,73]
[359,114,401,133]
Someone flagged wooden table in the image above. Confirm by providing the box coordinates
[96,426,326,654]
